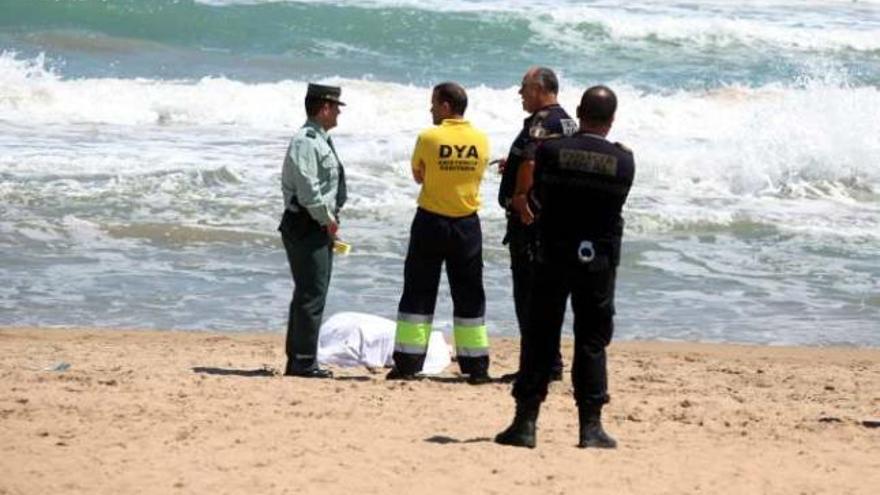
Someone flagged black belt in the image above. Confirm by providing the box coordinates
[279,209,322,239]
[539,237,621,268]
[416,207,477,222]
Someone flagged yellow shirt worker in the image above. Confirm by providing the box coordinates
[388,82,492,384]
[413,118,489,217]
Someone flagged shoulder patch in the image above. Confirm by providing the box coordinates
[560,118,578,136]
[305,130,317,139]
[614,141,632,154]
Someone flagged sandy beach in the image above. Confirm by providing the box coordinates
[1,326,878,495]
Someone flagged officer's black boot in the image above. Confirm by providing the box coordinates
[494,400,540,448]
[577,404,617,449]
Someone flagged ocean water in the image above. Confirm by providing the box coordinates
[1,0,878,346]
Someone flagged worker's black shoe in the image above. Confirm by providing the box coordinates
[466,370,492,385]
[284,367,334,379]
[577,407,617,449]
[385,367,420,381]
[494,401,539,448]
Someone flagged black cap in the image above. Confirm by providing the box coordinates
[306,83,345,106]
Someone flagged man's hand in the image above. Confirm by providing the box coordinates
[493,158,507,174]
[512,158,536,224]
[511,193,534,225]
[412,160,425,184]
[327,221,339,239]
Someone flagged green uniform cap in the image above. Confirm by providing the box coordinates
[306,83,346,106]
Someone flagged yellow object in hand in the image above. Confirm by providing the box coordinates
[333,240,351,255]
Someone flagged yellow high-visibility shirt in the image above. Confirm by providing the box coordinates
[412,119,490,217]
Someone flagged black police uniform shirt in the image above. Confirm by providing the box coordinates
[497,104,578,211]
[530,132,635,266]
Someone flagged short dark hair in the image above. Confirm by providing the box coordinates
[305,97,331,117]
[433,82,468,115]
[578,85,617,124]
[532,67,559,95]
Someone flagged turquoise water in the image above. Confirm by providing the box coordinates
[1,0,878,345]
[3,0,879,88]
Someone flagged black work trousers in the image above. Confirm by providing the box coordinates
[395,208,487,375]
[507,221,563,374]
[279,210,333,372]
[513,255,616,407]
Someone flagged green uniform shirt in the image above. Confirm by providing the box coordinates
[281,119,347,226]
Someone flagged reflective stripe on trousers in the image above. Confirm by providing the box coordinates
[395,312,432,355]
[453,316,489,358]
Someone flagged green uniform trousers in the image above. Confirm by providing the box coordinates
[279,210,333,372]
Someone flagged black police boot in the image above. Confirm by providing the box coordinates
[494,400,540,448]
[550,355,564,382]
[577,405,617,449]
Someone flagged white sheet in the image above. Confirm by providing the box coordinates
[317,312,451,374]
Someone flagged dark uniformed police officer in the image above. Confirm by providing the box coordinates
[497,66,577,383]
[278,83,347,378]
[495,85,635,449]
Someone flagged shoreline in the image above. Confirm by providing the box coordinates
[2,326,879,494]
[4,323,878,351]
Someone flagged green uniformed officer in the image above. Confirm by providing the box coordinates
[278,83,347,378]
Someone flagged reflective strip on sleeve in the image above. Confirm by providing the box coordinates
[453,323,489,357]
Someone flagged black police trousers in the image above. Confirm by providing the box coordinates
[279,210,333,372]
[507,221,563,374]
[513,255,616,407]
